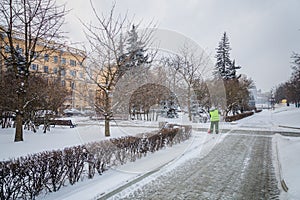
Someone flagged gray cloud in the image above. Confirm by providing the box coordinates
[59,0,300,92]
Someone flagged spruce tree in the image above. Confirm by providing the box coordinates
[227,59,241,79]
[215,32,232,79]
[125,24,149,68]
[214,32,250,116]
[126,25,140,53]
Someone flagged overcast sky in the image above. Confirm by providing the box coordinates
[59,0,300,92]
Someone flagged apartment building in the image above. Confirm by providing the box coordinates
[33,47,96,111]
[0,31,96,113]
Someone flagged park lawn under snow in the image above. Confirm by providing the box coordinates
[0,105,300,200]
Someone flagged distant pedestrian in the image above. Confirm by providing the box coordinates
[208,106,220,134]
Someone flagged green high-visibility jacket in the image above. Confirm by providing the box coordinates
[209,109,220,122]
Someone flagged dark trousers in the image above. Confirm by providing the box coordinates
[210,121,219,133]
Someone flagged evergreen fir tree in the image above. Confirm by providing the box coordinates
[126,25,140,53]
[227,59,241,79]
[125,24,149,68]
[215,32,232,79]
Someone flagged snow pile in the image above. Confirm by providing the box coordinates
[271,105,300,129]
[276,134,300,200]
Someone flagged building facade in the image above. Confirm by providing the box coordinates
[0,31,96,113]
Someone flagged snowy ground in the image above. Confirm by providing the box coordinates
[0,104,299,199]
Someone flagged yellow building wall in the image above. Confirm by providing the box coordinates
[0,35,97,112]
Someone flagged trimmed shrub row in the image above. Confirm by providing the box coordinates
[0,124,191,200]
[224,111,254,122]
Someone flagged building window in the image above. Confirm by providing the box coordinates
[70,82,75,89]
[53,67,58,74]
[44,54,49,61]
[61,69,66,76]
[53,56,58,63]
[4,45,10,53]
[61,80,66,87]
[70,70,76,77]
[30,51,38,59]
[31,64,38,71]
[79,72,84,78]
[70,59,76,66]
[17,46,23,54]
[61,58,66,65]
[44,66,49,73]
[14,45,23,55]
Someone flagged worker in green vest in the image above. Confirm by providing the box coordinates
[208,106,220,134]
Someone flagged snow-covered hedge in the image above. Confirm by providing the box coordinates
[224,111,254,122]
[0,124,191,199]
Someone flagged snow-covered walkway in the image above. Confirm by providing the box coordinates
[1,105,300,199]
[109,134,279,199]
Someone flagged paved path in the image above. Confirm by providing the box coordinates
[110,134,280,200]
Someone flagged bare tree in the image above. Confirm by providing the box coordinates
[0,69,68,133]
[223,76,254,116]
[164,44,210,121]
[0,70,17,128]
[0,0,68,141]
[23,74,69,133]
[192,78,210,110]
[81,2,155,137]
[274,53,300,107]
[128,83,177,121]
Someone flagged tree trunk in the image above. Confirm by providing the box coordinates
[14,113,23,142]
[14,90,24,142]
[104,92,111,137]
[187,86,192,121]
[104,116,110,137]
